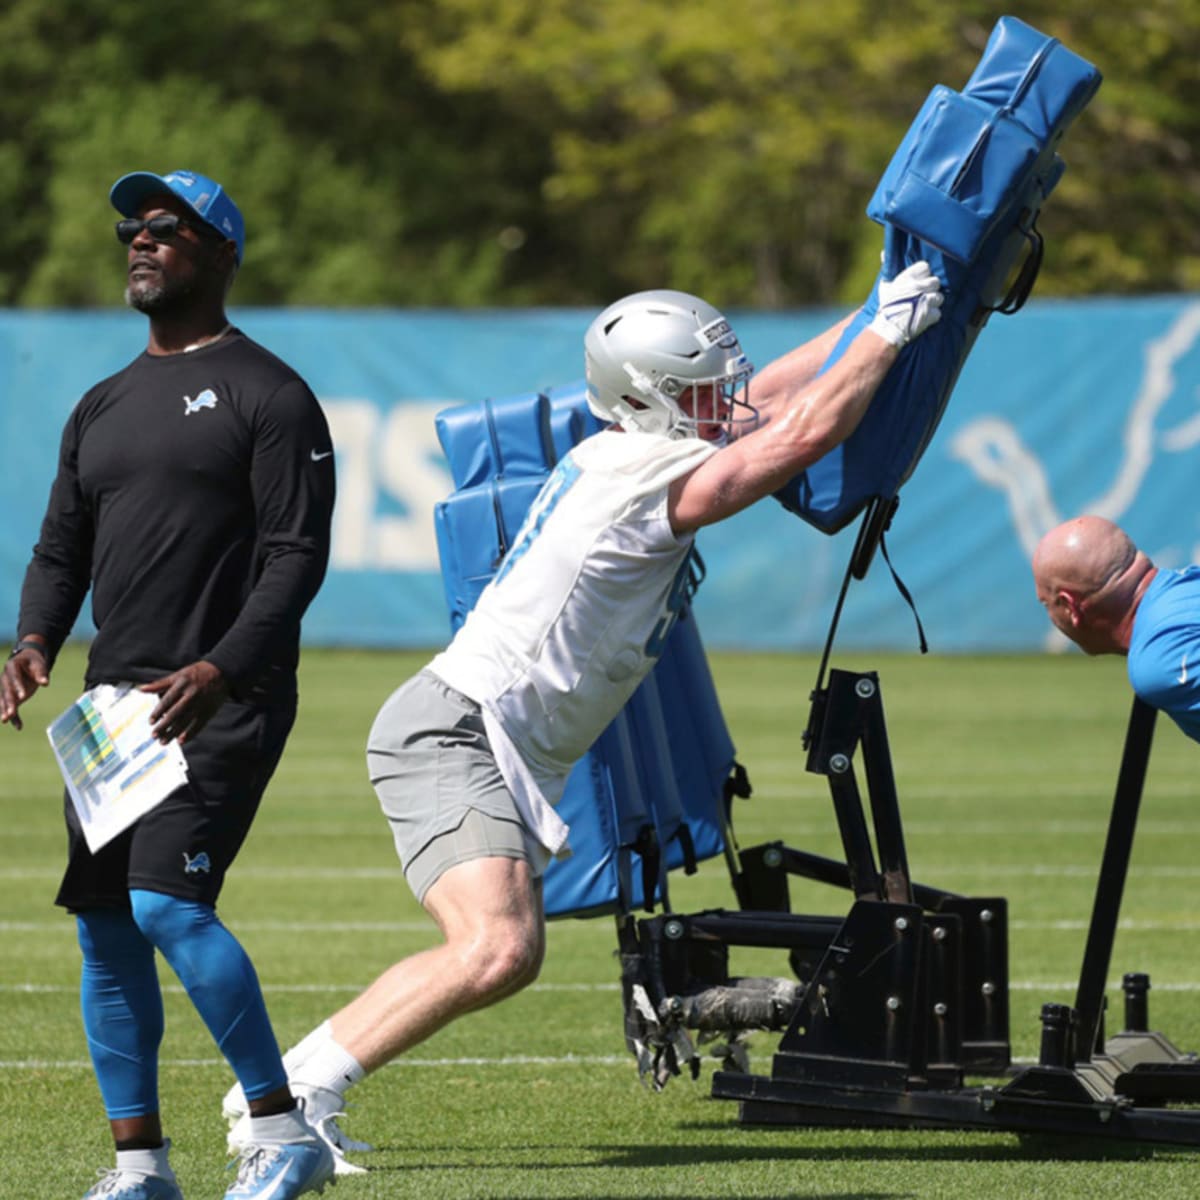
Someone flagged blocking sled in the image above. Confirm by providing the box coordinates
[430,16,1200,1148]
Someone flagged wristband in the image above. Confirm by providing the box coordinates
[8,640,48,661]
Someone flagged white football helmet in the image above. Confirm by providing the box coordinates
[584,289,756,442]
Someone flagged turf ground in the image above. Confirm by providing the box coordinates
[4,645,1200,1198]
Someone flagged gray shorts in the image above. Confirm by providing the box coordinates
[367,671,540,903]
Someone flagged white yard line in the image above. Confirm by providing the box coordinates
[0,920,438,933]
[7,863,1200,887]
[7,864,1200,883]
[5,862,1200,881]
[9,916,1200,934]
[0,1052,632,1070]
[0,981,622,994]
[4,979,1200,996]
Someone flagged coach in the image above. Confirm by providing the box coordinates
[0,169,335,1200]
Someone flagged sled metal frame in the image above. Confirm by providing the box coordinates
[623,497,1200,1147]
[716,499,1200,1145]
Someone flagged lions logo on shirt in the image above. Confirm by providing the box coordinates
[184,389,219,416]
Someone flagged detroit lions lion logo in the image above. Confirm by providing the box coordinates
[184,389,219,416]
[182,851,212,875]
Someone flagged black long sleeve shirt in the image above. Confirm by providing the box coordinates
[18,329,335,703]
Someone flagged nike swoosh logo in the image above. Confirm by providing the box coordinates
[1180,654,1189,685]
[310,449,334,462]
[248,1165,294,1200]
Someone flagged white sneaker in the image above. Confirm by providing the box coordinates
[227,1085,371,1177]
[82,1166,184,1199]
[224,1081,372,1154]
[295,1083,374,1155]
[223,1137,333,1199]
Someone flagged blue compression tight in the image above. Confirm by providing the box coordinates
[77,892,286,1119]
[77,909,163,1119]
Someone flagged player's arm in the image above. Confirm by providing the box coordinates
[669,332,898,533]
[669,261,943,534]
[743,311,857,432]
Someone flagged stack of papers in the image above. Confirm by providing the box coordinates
[47,684,189,852]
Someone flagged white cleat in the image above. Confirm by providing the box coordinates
[223,1136,334,1198]
[82,1168,184,1199]
[227,1083,371,1176]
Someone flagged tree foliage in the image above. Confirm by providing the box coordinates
[0,0,1196,308]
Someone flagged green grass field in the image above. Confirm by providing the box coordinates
[4,645,1200,1198]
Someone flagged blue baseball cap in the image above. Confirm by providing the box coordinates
[110,169,245,263]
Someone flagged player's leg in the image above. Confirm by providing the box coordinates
[226,827,543,1165]
[326,838,545,1072]
[225,671,547,1158]
[331,671,547,1068]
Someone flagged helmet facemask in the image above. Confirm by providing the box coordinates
[622,355,757,446]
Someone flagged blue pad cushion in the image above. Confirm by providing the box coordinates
[433,384,736,918]
[775,15,1101,534]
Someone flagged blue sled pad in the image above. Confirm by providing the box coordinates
[774,15,1101,534]
[432,388,741,919]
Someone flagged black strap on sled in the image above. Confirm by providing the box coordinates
[811,495,927,702]
[990,212,1045,316]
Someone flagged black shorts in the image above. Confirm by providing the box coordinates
[55,696,297,912]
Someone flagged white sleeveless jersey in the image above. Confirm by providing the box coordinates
[428,429,716,857]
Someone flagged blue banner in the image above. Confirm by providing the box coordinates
[2,298,1198,653]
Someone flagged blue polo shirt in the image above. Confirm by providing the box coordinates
[1127,567,1200,743]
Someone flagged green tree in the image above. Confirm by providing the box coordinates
[0,0,545,306]
[404,0,975,305]
[1032,0,1200,292]
[403,0,1200,303]
[0,0,1196,307]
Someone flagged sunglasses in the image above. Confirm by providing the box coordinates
[115,213,225,247]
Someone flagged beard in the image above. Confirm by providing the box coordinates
[124,270,200,315]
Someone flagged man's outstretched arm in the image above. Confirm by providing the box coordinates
[670,261,944,534]
[745,312,857,431]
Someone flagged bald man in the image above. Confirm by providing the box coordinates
[1033,516,1200,741]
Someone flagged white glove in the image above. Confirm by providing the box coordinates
[868,260,944,348]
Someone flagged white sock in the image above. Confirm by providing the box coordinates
[282,1019,334,1076]
[225,1020,343,1118]
[294,1036,367,1097]
[116,1142,174,1180]
[247,1106,312,1144]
